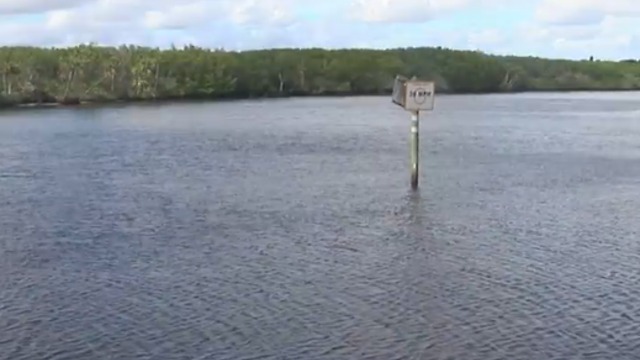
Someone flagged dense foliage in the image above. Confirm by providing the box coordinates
[0,44,639,106]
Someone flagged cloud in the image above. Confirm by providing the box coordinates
[141,0,295,30]
[536,0,640,25]
[520,23,600,43]
[0,0,637,60]
[351,0,471,23]
[143,1,219,29]
[19,0,299,48]
[350,0,514,23]
[0,18,58,46]
[516,15,640,59]
[0,0,89,14]
[516,0,640,59]
[229,0,294,26]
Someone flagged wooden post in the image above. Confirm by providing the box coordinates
[410,111,420,189]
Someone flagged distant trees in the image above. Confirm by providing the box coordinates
[0,44,639,107]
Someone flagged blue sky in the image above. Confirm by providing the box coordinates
[0,0,639,60]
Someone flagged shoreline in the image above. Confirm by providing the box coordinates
[4,87,640,111]
[1,45,640,113]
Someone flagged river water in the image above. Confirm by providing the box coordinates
[2,93,640,359]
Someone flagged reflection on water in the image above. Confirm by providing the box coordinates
[2,93,640,359]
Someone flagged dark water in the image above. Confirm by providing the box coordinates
[2,93,640,359]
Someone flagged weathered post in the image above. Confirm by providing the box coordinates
[410,111,420,189]
[392,76,435,190]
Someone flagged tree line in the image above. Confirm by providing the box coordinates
[1,44,639,107]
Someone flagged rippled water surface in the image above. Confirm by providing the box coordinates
[2,93,640,359]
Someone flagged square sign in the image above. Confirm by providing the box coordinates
[392,76,436,112]
[404,81,435,111]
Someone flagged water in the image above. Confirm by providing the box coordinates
[2,93,640,359]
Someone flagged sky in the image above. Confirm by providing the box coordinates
[0,0,639,60]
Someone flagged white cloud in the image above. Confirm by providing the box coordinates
[0,20,54,46]
[0,0,89,14]
[0,0,302,49]
[511,0,640,59]
[229,0,294,26]
[0,0,638,60]
[350,0,514,23]
[516,15,640,59]
[143,1,218,29]
[142,0,296,30]
[536,0,640,25]
[520,23,600,43]
[40,0,297,35]
[351,0,471,23]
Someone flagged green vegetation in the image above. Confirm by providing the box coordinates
[1,44,640,107]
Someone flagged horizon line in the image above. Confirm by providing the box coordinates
[0,42,635,63]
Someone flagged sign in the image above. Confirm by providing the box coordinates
[391,76,435,112]
[391,75,408,108]
[404,81,435,111]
